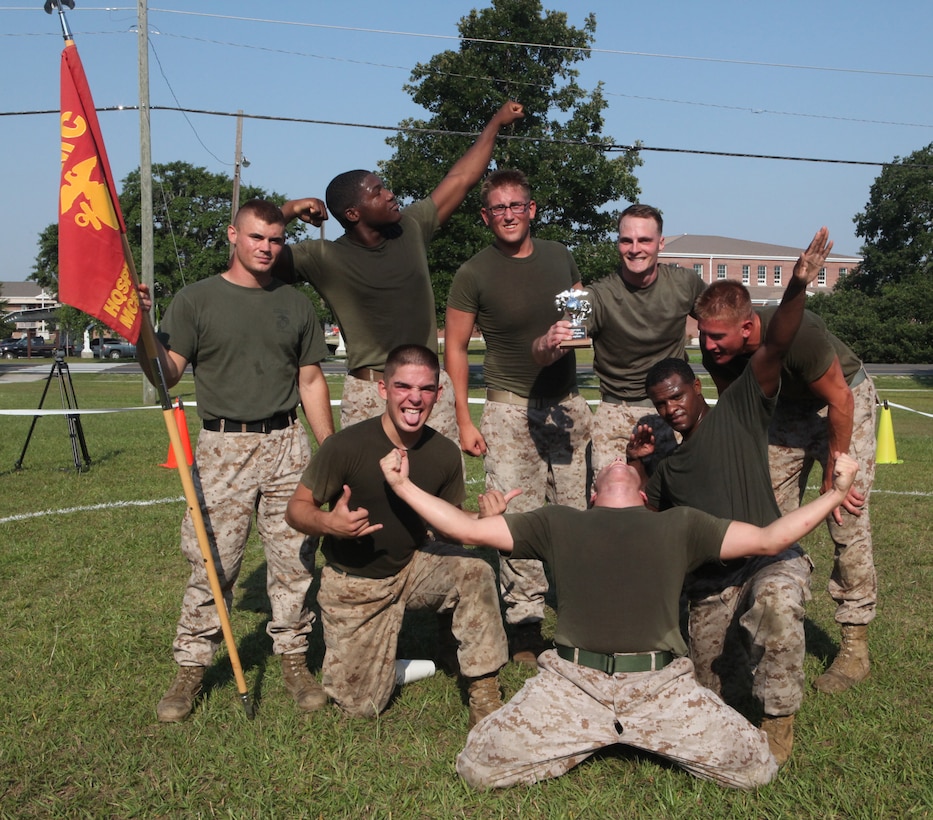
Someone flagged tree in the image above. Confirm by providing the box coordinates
[378,0,641,322]
[31,161,329,326]
[0,285,14,338]
[851,142,933,296]
[807,142,933,362]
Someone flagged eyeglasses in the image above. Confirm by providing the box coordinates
[484,201,531,217]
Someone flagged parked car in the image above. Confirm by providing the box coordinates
[89,337,137,359]
[0,336,77,359]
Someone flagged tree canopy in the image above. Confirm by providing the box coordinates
[378,0,641,322]
[851,142,933,296]
[30,161,323,329]
[806,142,933,362]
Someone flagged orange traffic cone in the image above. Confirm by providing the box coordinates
[161,397,195,468]
[875,400,901,464]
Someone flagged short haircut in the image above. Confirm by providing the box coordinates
[235,198,285,228]
[694,280,755,324]
[618,203,663,234]
[325,170,371,229]
[481,169,531,207]
[384,344,440,383]
[645,357,697,393]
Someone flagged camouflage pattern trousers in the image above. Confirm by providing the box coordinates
[687,547,813,717]
[590,399,680,475]
[482,394,592,625]
[318,539,508,717]
[457,650,777,790]
[340,370,459,443]
[173,423,315,666]
[768,375,878,626]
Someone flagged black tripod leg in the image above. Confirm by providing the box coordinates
[59,361,91,472]
[14,361,57,470]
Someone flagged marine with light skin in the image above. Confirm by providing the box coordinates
[694,233,876,695]
[626,228,835,765]
[379,438,858,790]
[445,168,590,665]
[532,204,705,475]
[284,345,510,727]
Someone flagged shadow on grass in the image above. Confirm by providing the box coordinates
[804,616,838,671]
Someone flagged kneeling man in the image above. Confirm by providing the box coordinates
[286,344,508,726]
[380,443,858,790]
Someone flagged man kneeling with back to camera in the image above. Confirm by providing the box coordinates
[378,438,858,789]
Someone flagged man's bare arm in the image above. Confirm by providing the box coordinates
[720,452,856,559]
[379,448,515,551]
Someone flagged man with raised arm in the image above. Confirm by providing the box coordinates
[631,228,834,764]
[695,257,877,695]
[277,102,525,442]
[379,434,858,790]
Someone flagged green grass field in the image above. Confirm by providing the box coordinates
[1,367,931,818]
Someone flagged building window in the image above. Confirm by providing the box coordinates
[742,265,750,285]
[774,266,782,286]
[757,265,767,286]
[717,264,727,280]
[818,267,827,286]
[694,264,703,278]
[839,268,848,278]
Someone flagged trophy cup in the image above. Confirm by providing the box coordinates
[555,288,592,349]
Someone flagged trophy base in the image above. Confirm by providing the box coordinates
[558,337,592,349]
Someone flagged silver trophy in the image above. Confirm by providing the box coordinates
[555,288,592,349]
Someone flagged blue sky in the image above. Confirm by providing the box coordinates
[2,1,932,281]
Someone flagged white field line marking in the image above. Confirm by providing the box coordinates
[0,496,184,525]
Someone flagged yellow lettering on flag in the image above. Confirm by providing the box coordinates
[56,40,141,344]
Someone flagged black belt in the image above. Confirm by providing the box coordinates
[485,388,578,410]
[203,409,297,434]
[348,367,384,382]
[555,643,675,674]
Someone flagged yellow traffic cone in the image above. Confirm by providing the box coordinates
[875,400,901,464]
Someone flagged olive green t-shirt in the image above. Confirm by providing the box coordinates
[301,417,465,579]
[288,199,440,371]
[506,504,728,656]
[447,238,579,397]
[702,307,864,405]
[587,264,705,402]
[161,275,328,421]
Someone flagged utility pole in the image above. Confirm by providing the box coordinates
[138,0,155,404]
[231,110,247,225]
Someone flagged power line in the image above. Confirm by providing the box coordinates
[5,21,930,130]
[143,9,933,80]
[5,102,927,169]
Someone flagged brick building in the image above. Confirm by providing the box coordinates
[659,235,861,342]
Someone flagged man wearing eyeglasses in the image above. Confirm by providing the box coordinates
[534,204,704,476]
[446,169,592,667]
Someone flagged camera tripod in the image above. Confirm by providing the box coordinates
[15,354,91,472]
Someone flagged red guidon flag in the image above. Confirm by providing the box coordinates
[58,39,141,343]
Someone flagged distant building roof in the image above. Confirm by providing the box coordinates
[662,234,861,263]
[2,281,48,299]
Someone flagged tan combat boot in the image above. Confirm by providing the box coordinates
[761,714,795,766]
[466,674,504,728]
[813,624,870,694]
[157,665,206,723]
[510,621,549,667]
[281,653,328,712]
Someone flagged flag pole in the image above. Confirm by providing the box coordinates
[47,0,255,719]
